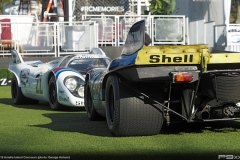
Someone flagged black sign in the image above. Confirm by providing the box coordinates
[0,78,12,86]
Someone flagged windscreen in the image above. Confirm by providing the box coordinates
[68,58,111,75]
[121,20,145,55]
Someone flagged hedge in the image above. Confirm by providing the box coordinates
[0,68,13,79]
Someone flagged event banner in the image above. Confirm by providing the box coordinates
[0,78,12,86]
[227,25,240,45]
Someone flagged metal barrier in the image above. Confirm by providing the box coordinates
[0,21,57,57]
[57,21,99,56]
[188,20,240,52]
[0,20,98,57]
[82,14,187,46]
[0,15,188,57]
[2,16,237,56]
[151,15,186,45]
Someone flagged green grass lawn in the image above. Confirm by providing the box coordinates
[0,86,240,160]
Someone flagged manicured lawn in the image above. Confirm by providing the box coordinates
[0,86,240,160]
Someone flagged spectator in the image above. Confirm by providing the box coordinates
[49,3,57,22]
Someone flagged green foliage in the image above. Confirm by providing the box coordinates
[149,0,177,15]
[0,0,14,15]
[232,0,240,23]
[0,68,13,78]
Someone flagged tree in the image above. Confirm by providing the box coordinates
[0,0,14,15]
[149,0,177,15]
[232,0,240,23]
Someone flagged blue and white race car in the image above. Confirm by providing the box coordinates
[8,48,111,110]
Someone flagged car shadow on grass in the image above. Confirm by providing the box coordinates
[16,101,53,111]
[31,112,240,137]
[31,112,112,137]
[0,98,85,111]
[0,98,14,105]
[161,120,240,134]
[0,98,52,110]
[2,97,240,136]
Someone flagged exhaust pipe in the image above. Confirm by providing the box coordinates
[196,111,210,120]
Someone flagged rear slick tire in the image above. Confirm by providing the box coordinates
[11,75,39,105]
[105,74,164,136]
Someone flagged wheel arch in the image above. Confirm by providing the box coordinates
[10,71,21,87]
[87,72,107,101]
[48,72,55,83]
[43,71,55,101]
[85,73,90,83]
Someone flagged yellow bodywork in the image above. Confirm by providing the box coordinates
[135,44,240,72]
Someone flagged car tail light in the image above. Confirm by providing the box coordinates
[174,74,193,82]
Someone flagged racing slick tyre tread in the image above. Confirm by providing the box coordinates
[105,74,164,136]
[85,81,102,120]
[48,76,64,110]
[11,75,39,105]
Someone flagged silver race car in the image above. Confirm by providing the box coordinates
[8,48,111,110]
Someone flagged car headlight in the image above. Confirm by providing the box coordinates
[78,85,84,98]
[65,77,77,92]
[64,76,85,98]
